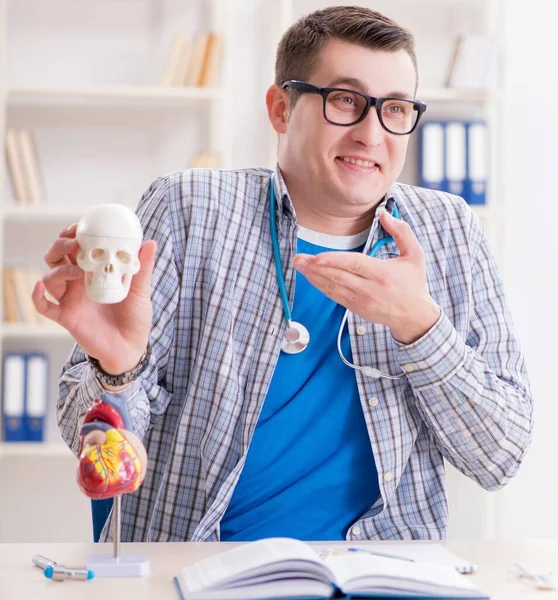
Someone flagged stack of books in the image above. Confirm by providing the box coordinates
[162,31,222,88]
[3,267,50,326]
[5,128,46,205]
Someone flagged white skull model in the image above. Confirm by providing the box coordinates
[76,203,143,304]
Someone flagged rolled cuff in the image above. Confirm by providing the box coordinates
[395,310,467,390]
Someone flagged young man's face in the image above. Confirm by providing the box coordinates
[281,38,417,213]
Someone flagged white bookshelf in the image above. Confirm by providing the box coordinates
[0,0,234,467]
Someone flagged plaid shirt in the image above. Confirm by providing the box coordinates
[58,166,533,542]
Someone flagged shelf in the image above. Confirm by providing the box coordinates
[3,204,101,221]
[0,442,74,458]
[6,85,224,109]
[417,88,503,103]
[2,323,71,340]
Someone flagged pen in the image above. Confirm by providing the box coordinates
[32,555,58,570]
[346,547,415,562]
[44,565,95,581]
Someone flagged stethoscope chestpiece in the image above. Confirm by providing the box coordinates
[281,321,310,354]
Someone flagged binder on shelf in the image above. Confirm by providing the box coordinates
[465,121,488,205]
[419,121,446,191]
[24,353,49,442]
[445,121,467,198]
[2,353,26,441]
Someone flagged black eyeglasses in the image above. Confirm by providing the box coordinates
[281,80,427,135]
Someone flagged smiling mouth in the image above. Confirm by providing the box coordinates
[336,156,379,170]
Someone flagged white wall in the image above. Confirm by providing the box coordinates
[490,0,558,538]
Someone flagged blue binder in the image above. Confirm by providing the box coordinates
[465,121,488,205]
[419,121,446,192]
[2,353,26,441]
[445,121,467,199]
[24,353,49,442]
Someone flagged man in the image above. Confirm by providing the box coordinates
[34,6,533,542]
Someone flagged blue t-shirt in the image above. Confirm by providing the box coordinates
[220,226,380,541]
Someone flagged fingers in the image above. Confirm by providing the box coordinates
[379,211,423,259]
[31,280,62,323]
[128,240,157,297]
[44,235,80,269]
[59,223,78,239]
[294,252,384,281]
[42,263,83,300]
[32,264,83,323]
[299,269,358,308]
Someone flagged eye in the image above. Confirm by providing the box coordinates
[90,248,106,261]
[116,251,131,264]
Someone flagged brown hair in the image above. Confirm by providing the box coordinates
[275,5,418,94]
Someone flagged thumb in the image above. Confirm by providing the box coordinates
[379,210,422,259]
[129,240,157,296]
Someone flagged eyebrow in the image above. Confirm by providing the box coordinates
[326,76,414,100]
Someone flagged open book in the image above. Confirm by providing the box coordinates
[174,538,488,599]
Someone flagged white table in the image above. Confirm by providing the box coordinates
[0,539,555,599]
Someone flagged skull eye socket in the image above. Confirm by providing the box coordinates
[90,248,106,261]
[116,251,131,264]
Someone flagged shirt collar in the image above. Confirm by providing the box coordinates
[272,164,296,224]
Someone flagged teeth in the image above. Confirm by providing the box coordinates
[340,156,377,168]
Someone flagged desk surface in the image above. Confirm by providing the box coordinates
[0,539,555,599]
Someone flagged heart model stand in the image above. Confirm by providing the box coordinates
[78,394,150,577]
[84,494,149,577]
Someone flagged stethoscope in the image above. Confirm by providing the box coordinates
[269,177,405,380]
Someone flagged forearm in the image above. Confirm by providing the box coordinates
[57,350,151,456]
[397,311,533,490]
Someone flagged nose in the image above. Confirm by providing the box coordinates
[350,105,386,148]
[103,263,115,274]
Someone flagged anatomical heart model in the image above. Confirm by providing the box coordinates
[76,203,143,304]
[78,394,147,499]
[78,394,150,577]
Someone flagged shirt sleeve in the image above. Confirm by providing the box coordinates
[395,218,534,491]
[57,176,180,456]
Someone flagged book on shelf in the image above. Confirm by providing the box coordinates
[190,151,220,169]
[3,267,50,326]
[445,35,498,92]
[4,128,46,205]
[173,537,487,600]
[162,31,222,88]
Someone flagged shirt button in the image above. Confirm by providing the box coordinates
[356,325,367,335]
[368,397,379,407]
[403,364,415,373]
[352,525,361,537]
[384,471,393,482]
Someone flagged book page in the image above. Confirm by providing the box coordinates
[179,538,334,594]
[324,553,481,597]
[312,542,475,572]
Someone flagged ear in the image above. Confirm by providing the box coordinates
[266,84,289,134]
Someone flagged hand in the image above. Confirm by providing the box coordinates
[293,210,441,344]
[31,223,157,374]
